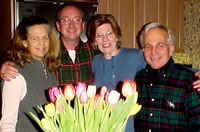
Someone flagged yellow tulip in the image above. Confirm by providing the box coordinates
[129,103,142,116]
[41,118,51,130]
[45,103,55,117]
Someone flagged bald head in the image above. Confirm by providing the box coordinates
[57,5,84,21]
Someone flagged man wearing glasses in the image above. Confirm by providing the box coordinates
[55,4,99,86]
[0,4,99,86]
[134,23,200,131]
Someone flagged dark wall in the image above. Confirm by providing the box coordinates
[0,1,11,65]
[0,0,11,119]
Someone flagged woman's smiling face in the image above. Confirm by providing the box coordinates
[23,24,50,60]
[95,23,120,59]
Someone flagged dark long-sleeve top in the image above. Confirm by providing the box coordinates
[135,58,200,132]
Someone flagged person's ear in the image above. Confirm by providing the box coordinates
[169,45,175,56]
[81,21,85,31]
[22,40,28,48]
[94,42,98,46]
[94,42,98,49]
[56,21,61,32]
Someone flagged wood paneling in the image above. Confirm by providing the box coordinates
[119,0,134,48]
[98,0,184,52]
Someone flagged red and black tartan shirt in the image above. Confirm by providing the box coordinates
[56,41,99,87]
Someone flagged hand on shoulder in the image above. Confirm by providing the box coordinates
[1,61,19,81]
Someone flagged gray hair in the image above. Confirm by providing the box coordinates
[139,22,175,47]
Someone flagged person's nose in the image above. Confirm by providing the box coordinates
[102,35,108,41]
[69,20,75,27]
[39,38,45,46]
[151,46,157,54]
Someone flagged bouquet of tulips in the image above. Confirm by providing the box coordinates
[29,80,142,132]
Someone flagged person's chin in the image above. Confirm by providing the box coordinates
[149,63,162,69]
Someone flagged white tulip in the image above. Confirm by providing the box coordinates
[108,90,120,105]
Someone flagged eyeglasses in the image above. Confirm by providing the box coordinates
[59,17,83,25]
[143,43,168,51]
[95,30,114,41]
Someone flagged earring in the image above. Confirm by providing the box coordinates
[22,40,28,48]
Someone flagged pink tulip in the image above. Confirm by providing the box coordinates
[55,99,64,112]
[93,94,101,109]
[122,80,136,98]
[76,82,86,98]
[49,87,60,103]
[107,90,120,105]
[100,86,107,97]
[63,84,75,101]
[105,92,110,105]
[79,91,89,104]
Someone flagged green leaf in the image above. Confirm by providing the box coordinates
[84,96,95,131]
[108,94,136,131]
[29,112,44,130]
[92,96,104,131]
[99,103,112,132]
[77,98,85,132]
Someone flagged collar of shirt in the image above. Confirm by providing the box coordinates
[145,58,174,76]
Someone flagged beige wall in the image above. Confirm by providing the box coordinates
[98,0,184,52]
[0,0,199,66]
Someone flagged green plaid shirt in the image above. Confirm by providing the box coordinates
[56,41,99,86]
[135,58,200,132]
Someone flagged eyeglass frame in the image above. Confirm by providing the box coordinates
[95,30,114,41]
[143,42,169,51]
[59,17,83,25]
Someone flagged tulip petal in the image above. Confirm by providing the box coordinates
[49,87,60,103]
[122,80,136,97]
[41,118,51,130]
[45,103,55,117]
[108,90,120,105]
[100,86,107,97]
[93,94,101,109]
[76,82,86,97]
[63,84,75,101]
[87,85,96,98]
[129,103,142,116]
[80,91,89,104]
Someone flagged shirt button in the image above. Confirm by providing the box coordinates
[150,113,153,116]
[150,83,153,86]
[163,74,166,77]
[149,129,152,132]
[151,98,155,102]
[113,75,115,78]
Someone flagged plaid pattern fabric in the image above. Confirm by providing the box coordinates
[57,41,99,86]
[135,58,200,132]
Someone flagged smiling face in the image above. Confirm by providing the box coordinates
[56,6,85,42]
[143,28,175,69]
[23,24,50,60]
[95,23,120,59]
